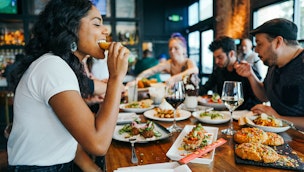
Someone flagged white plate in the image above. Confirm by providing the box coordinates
[192,111,230,124]
[114,162,191,172]
[197,96,226,110]
[166,125,218,164]
[120,104,154,113]
[113,123,170,143]
[138,87,149,92]
[117,113,139,124]
[245,116,291,133]
[143,109,191,122]
[179,103,214,112]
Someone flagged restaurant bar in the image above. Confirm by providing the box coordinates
[0,0,303,171]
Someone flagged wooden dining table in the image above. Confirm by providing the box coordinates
[105,110,304,172]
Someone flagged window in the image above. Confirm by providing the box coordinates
[201,30,214,77]
[116,21,138,45]
[187,1,214,86]
[199,0,213,21]
[188,2,199,26]
[188,31,200,66]
[115,0,135,18]
[299,0,304,39]
[253,0,293,28]
[253,0,304,40]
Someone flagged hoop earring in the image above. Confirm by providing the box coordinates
[70,42,77,52]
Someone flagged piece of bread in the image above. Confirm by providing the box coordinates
[234,127,268,144]
[238,111,255,126]
[235,142,280,163]
[98,41,111,50]
[263,132,284,146]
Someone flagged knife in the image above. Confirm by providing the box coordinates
[178,138,227,164]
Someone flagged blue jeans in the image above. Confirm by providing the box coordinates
[8,161,73,172]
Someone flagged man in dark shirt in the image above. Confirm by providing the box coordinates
[235,18,304,130]
[200,36,261,110]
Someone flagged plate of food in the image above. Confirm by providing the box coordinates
[120,99,154,113]
[166,124,218,164]
[244,113,290,133]
[192,110,230,124]
[137,78,157,91]
[143,108,191,122]
[113,120,170,143]
[197,94,226,110]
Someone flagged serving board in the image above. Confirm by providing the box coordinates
[235,143,304,171]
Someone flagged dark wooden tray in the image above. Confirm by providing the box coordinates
[235,143,304,171]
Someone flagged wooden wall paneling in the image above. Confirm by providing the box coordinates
[215,0,250,39]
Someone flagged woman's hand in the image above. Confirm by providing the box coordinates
[107,42,129,81]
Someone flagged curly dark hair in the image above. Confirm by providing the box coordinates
[208,36,236,54]
[8,0,93,97]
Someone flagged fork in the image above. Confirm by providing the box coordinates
[129,138,138,164]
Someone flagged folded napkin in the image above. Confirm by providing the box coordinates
[117,113,138,124]
[114,162,191,172]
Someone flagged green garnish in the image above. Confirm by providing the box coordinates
[200,111,223,119]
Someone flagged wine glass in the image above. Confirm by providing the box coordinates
[221,81,244,135]
[165,81,185,133]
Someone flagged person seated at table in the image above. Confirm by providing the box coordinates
[238,38,268,80]
[199,36,261,110]
[234,18,304,131]
[6,0,129,171]
[135,32,198,85]
[134,49,161,82]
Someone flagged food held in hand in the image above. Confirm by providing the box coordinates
[98,40,111,50]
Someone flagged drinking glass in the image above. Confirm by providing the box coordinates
[165,81,185,133]
[221,81,244,135]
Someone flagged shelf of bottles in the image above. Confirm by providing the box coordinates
[0,22,25,77]
[0,23,25,46]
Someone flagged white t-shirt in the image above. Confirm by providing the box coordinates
[91,58,109,80]
[8,53,79,166]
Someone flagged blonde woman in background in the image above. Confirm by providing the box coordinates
[136,32,198,85]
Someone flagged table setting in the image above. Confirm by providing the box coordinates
[110,79,304,172]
